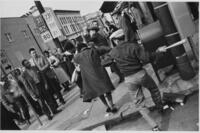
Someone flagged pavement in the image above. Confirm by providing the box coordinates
[109,91,199,131]
[21,63,199,130]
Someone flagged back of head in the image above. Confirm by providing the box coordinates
[64,40,75,52]
[29,48,35,54]
[76,43,88,52]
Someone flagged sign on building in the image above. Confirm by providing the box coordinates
[42,10,62,38]
[34,15,53,43]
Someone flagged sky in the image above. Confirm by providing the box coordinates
[0,0,104,18]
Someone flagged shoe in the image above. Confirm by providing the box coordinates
[152,126,160,131]
[60,100,66,105]
[118,78,124,84]
[111,107,118,113]
[53,109,62,114]
[106,107,112,113]
[48,116,53,120]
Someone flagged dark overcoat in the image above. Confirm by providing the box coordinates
[74,47,115,102]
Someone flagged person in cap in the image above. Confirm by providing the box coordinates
[109,29,167,131]
[73,43,118,113]
[88,24,110,48]
[112,2,138,42]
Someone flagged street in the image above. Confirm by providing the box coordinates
[110,90,199,131]
[1,1,199,131]
[19,67,199,131]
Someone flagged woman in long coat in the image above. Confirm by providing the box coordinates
[73,43,117,113]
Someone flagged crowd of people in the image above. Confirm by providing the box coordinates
[1,2,168,131]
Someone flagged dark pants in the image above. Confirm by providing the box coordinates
[14,96,30,121]
[46,77,65,103]
[25,94,43,116]
[76,72,83,95]
[1,103,21,130]
[36,82,58,116]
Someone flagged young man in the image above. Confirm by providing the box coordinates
[21,59,59,120]
[109,29,167,131]
[29,48,65,105]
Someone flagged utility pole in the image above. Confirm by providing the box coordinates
[34,1,63,51]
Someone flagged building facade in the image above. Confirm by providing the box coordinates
[1,17,43,74]
[54,10,85,40]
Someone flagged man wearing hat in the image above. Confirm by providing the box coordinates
[88,24,124,83]
[109,29,167,131]
[112,2,138,42]
[88,24,110,48]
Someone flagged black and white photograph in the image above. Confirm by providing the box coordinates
[0,0,199,131]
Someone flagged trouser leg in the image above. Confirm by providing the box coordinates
[37,96,51,118]
[99,95,110,108]
[76,73,83,95]
[105,92,114,108]
[37,83,58,113]
[16,97,30,121]
[48,77,65,103]
[126,81,158,128]
[127,83,144,106]
[141,73,163,109]
[43,90,58,113]
[26,95,43,116]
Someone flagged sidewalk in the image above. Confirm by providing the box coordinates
[24,63,198,130]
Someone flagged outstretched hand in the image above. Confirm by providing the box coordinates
[156,46,167,53]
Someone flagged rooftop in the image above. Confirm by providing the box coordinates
[54,10,80,14]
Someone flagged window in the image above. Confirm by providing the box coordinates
[61,17,65,24]
[73,17,76,22]
[64,26,70,34]
[76,24,79,31]
[65,17,68,23]
[60,18,63,24]
[63,18,66,24]
[70,24,76,32]
[5,33,13,42]
[69,17,72,23]
[22,30,29,38]
[62,17,65,24]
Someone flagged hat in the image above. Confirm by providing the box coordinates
[109,29,124,40]
[87,25,99,31]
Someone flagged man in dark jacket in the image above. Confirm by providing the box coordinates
[73,43,117,113]
[88,25,124,83]
[108,29,167,131]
